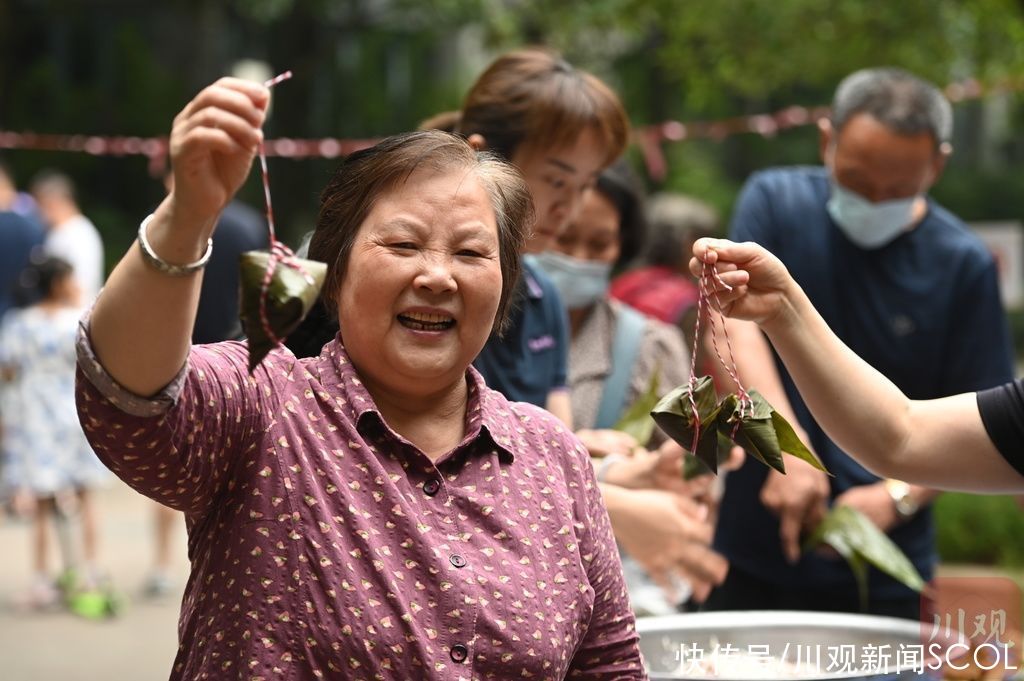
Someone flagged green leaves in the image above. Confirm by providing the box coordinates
[651,376,726,474]
[651,376,828,476]
[805,505,926,611]
[612,368,661,445]
[239,251,328,372]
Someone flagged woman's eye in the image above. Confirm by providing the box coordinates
[546,176,566,190]
[390,242,417,250]
[457,249,484,258]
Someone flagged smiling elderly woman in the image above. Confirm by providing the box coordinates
[76,79,645,680]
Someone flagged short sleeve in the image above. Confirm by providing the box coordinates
[75,316,268,516]
[977,379,1024,476]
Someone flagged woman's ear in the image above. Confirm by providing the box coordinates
[467,134,486,151]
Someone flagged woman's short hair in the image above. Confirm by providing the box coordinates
[456,48,629,167]
[309,130,533,335]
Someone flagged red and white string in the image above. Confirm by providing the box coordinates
[255,70,316,347]
[686,252,753,452]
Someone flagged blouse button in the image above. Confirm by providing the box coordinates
[450,643,469,663]
[423,479,441,496]
[449,554,467,568]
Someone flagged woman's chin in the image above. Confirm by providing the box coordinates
[385,347,466,385]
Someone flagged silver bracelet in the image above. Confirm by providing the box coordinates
[137,214,213,276]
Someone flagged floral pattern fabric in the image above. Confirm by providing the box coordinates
[75,319,645,681]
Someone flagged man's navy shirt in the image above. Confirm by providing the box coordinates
[473,256,569,408]
[0,211,44,320]
[720,166,1014,597]
[192,201,268,344]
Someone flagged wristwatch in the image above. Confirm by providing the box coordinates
[884,479,920,520]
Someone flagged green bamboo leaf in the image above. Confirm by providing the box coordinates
[683,432,734,480]
[805,506,926,611]
[612,368,660,445]
[763,393,830,474]
[720,394,786,474]
[651,376,725,473]
[239,251,328,372]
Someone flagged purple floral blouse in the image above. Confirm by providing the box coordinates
[75,320,646,680]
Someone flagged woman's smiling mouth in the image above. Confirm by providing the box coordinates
[397,311,456,331]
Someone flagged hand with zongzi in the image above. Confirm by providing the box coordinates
[688,237,798,329]
[89,78,269,398]
[168,78,270,235]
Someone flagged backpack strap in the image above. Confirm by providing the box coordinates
[594,304,647,429]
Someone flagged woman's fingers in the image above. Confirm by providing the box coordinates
[179,77,269,126]
[175,106,264,152]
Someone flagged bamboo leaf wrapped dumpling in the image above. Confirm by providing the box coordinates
[239,250,327,372]
[651,376,726,474]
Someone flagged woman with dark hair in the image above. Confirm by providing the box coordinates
[457,47,630,427]
[537,161,689,437]
[76,78,644,679]
[536,161,729,614]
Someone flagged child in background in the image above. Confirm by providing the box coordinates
[0,255,109,609]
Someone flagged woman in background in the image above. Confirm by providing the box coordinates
[456,47,630,427]
[538,161,729,612]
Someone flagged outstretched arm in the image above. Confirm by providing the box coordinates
[89,78,268,396]
[692,238,1021,493]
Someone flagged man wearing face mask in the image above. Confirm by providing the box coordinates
[705,67,1014,620]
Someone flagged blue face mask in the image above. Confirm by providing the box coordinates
[826,181,919,250]
[529,251,611,310]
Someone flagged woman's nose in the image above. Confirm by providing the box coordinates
[414,254,457,293]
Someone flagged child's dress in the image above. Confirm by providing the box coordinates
[0,307,108,496]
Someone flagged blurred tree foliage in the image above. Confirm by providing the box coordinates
[1,0,1023,268]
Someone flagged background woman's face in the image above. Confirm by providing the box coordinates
[553,188,621,265]
[511,127,606,254]
[337,167,503,398]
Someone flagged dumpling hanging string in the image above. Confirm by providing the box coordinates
[256,70,316,346]
[686,251,754,451]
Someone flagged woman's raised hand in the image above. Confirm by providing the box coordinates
[168,78,269,228]
[688,237,797,328]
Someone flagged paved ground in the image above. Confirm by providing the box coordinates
[0,481,190,681]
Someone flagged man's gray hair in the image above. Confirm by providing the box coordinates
[831,67,952,148]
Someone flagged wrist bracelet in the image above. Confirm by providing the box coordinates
[595,453,627,483]
[137,213,213,276]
